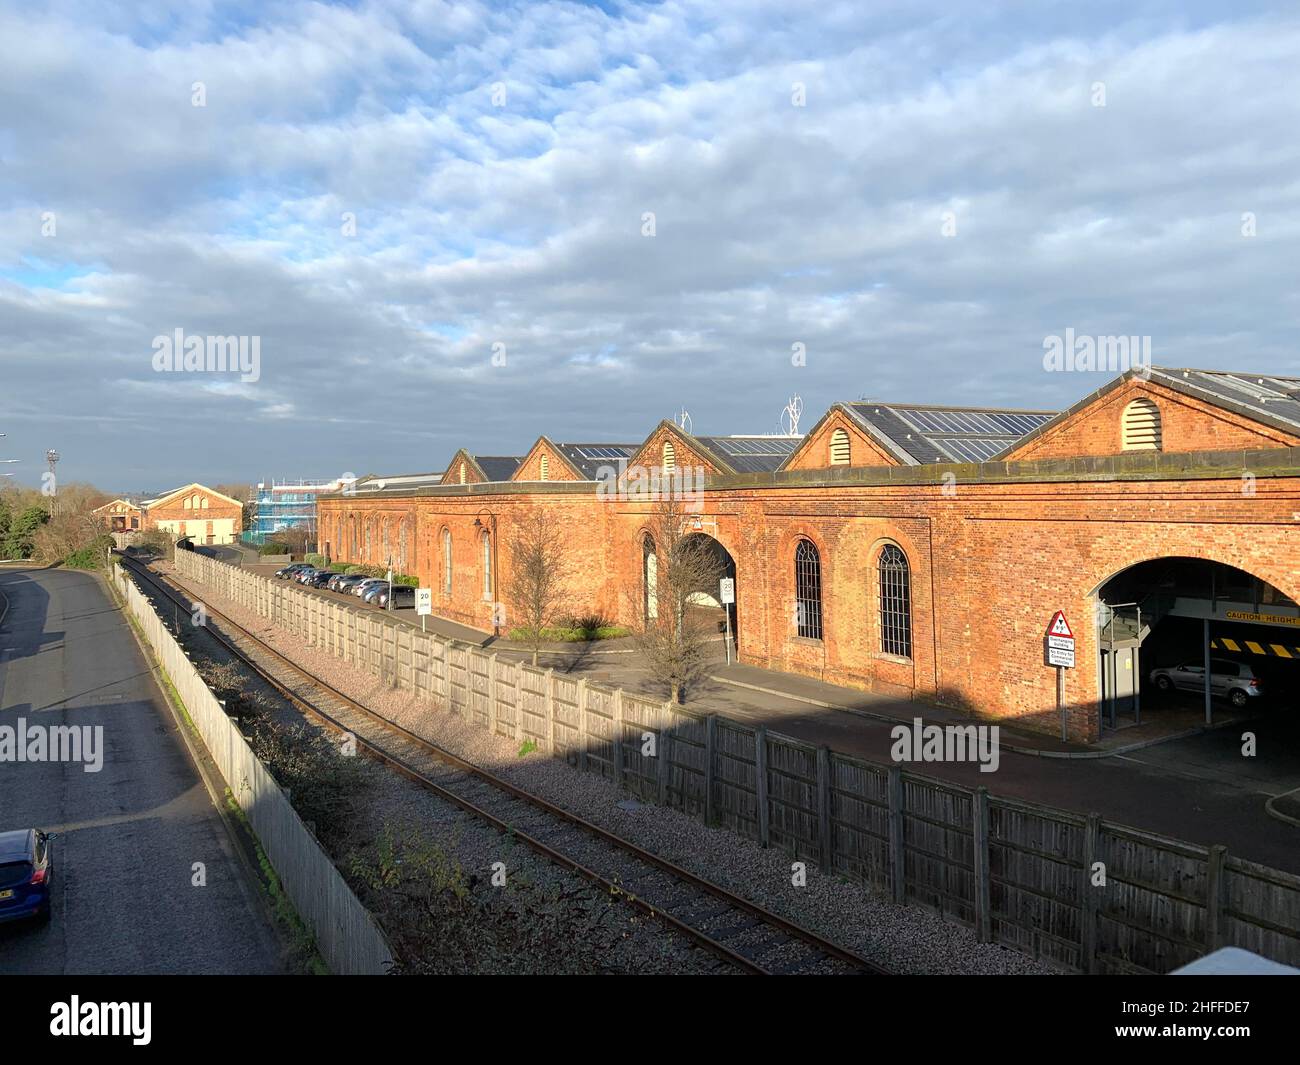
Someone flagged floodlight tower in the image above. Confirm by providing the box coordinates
[46,448,60,515]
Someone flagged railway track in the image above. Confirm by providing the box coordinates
[119,552,890,976]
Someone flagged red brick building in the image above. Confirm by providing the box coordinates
[318,368,1300,742]
[107,483,244,545]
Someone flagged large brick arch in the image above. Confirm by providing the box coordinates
[1083,545,1300,608]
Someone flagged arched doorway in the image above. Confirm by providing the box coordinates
[682,533,738,656]
[1094,557,1299,728]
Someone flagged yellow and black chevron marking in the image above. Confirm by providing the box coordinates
[1211,637,1300,660]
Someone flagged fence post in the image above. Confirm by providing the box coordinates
[1082,812,1102,974]
[487,652,498,738]
[577,677,590,772]
[657,705,672,806]
[612,687,624,787]
[888,766,906,904]
[816,745,832,869]
[514,664,525,742]
[974,786,991,943]
[1206,844,1228,952]
[755,725,770,848]
[704,714,717,826]
[545,667,557,757]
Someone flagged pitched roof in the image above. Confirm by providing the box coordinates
[351,471,446,493]
[139,483,245,510]
[838,402,1057,465]
[475,455,523,481]
[993,367,1300,459]
[552,442,640,480]
[691,435,803,474]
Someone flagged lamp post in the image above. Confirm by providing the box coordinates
[472,509,499,638]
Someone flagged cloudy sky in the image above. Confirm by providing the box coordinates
[2,0,1298,492]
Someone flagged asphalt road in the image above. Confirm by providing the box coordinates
[0,567,284,974]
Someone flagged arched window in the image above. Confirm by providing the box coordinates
[442,528,452,595]
[878,544,912,658]
[662,439,676,472]
[399,520,409,571]
[183,496,192,510]
[1122,398,1162,451]
[539,454,549,480]
[459,461,467,484]
[381,518,390,562]
[643,535,658,621]
[364,519,372,560]
[481,530,493,599]
[794,539,823,640]
[830,427,851,466]
[200,497,209,509]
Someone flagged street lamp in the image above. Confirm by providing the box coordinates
[472,509,499,638]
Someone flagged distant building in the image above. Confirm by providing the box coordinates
[92,498,144,532]
[96,484,243,545]
[249,478,353,545]
[140,483,244,545]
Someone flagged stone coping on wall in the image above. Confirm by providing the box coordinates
[315,444,1300,503]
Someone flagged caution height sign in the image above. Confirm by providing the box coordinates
[1046,611,1075,668]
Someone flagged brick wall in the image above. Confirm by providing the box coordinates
[144,486,241,545]
[320,462,1300,743]
[1007,379,1300,460]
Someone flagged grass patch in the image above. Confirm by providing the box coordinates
[508,624,630,643]
[517,738,538,757]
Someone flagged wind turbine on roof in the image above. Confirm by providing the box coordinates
[780,394,804,436]
[676,405,693,434]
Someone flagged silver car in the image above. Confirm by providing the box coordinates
[352,577,388,597]
[1150,658,1261,708]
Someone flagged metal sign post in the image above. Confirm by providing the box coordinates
[1045,611,1075,741]
[719,578,735,666]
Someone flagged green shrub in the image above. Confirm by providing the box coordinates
[305,553,325,566]
[64,537,113,569]
[258,541,290,556]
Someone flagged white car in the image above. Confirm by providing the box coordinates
[1150,658,1262,708]
[351,577,388,597]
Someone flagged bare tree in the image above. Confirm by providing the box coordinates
[504,508,572,666]
[626,494,725,704]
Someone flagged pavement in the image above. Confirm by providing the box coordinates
[223,566,1300,872]
[0,566,285,974]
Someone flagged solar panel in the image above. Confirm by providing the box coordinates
[708,436,800,457]
[572,445,636,460]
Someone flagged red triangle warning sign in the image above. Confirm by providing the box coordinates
[1047,611,1074,638]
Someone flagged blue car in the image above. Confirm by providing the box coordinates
[0,829,54,924]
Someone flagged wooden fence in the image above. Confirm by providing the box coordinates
[175,550,1300,974]
[117,564,394,975]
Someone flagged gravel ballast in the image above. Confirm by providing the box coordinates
[168,562,1057,976]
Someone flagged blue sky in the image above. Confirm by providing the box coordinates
[1,0,1298,492]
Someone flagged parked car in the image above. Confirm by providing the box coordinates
[294,568,321,584]
[305,571,335,588]
[275,563,311,580]
[1150,659,1262,707]
[332,574,370,593]
[352,577,388,598]
[374,585,417,610]
[360,582,390,604]
[0,829,54,924]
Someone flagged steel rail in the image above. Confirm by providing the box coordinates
[120,553,889,976]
